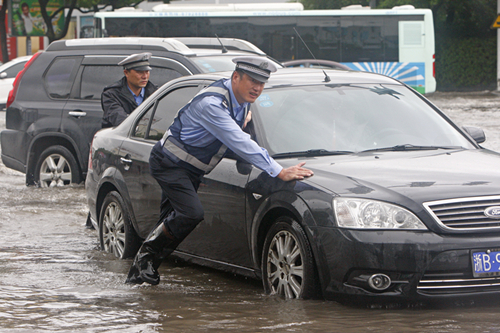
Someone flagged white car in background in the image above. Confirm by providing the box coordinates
[0,55,32,109]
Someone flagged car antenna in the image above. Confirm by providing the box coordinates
[293,27,331,82]
[215,34,228,54]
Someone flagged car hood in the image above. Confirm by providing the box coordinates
[298,148,500,204]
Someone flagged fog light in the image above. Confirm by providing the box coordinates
[368,274,391,291]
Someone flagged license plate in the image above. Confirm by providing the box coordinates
[472,249,500,277]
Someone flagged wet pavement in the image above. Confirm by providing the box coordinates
[1,91,500,332]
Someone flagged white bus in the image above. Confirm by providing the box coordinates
[94,3,436,93]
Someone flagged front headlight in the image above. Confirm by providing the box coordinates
[333,197,427,229]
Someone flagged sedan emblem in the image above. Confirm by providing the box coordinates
[484,206,500,219]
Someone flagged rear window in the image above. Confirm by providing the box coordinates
[2,62,27,78]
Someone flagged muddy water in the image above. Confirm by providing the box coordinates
[1,92,500,332]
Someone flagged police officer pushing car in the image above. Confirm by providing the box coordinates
[101,52,158,128]
[126,56,314,286]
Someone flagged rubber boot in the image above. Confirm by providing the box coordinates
[125,223,178,285]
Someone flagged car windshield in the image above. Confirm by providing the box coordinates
[252,83,476,156]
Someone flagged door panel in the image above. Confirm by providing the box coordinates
[179,158,253,268]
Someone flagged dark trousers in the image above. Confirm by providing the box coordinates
[149,142,204,240]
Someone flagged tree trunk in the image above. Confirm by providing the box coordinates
[0,4,9,62]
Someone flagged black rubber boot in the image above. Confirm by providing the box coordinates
[125,223,178,285]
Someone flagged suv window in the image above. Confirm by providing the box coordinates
[149,67,184,87]
[45,57,79,99]
[80,65,184,100]
[134,86,201,141]
[80,65,123,100]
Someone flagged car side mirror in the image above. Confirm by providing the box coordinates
[462,126,485,144]
[236,160,252,175]
[0,72,7,79]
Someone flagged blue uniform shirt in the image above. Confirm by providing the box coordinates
[128,86,145,105]
[176,78,283,177]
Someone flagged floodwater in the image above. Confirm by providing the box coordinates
[1,91,500,332]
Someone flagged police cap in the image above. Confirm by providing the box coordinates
[118,52,152,71]
[232,56,278,83]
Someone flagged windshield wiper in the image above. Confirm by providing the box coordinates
[273,149,353,158]
[361,144,463,153]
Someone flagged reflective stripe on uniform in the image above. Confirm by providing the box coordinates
[162,131,228,174]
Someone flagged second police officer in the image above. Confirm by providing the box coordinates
[101,52,158,128]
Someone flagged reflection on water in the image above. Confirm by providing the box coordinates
[1,94,500,332]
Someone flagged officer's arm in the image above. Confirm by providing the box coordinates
[101,90,129,127]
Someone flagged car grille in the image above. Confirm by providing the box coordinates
[423,195,500,231]
[418,272,500,295]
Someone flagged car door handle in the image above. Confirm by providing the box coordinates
[120,156,132,171]
[68,111,87,117]
[120,157,132,165]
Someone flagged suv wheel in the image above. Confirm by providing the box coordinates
[99,191,140,259]
[262,217,319,299]
[35,145,81,187]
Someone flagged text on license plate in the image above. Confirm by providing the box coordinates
[472,249,500,277]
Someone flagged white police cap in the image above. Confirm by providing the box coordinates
[232,56,278,83]
[118,52,152,71]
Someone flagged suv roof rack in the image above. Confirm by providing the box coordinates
[173,37,265,55]
[45,37,265,56]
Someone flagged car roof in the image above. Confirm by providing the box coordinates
[171,67,402,88]
[45,37,267,56]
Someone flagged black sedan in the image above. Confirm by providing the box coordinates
[86,67,500,302]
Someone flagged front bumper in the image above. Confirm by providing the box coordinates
[313,226,500,301]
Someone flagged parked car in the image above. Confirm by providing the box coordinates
[0,55,32,109]
[86,67,500,302]
[283,59,350,70]
[0,37,280,187]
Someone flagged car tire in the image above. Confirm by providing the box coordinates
[261,217,319,299]
[99,191,140,259]
[35,145,81,187]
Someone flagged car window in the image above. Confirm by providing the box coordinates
[149,67,184,87]
[45,57,79,99]
[133,86,201,140]
[80,65,123,100]
[80,66,184,100]
[2,62,26,78]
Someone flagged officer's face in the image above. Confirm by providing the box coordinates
[124,69,150,91]
[232,71,265,104]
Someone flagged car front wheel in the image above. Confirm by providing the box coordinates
[262,217,319,299]
[35,145,81,187]
[99,191,140,259]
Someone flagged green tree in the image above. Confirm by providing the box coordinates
[300,0,371,9]
[0,4,7,62]
[40,0,149,43]
[0,0,154,63]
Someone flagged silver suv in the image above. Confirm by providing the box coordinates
[0,37,279,187]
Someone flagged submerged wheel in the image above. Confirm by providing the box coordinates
[35,145,81,187]
[261,217,319,299]
[99,191,140,259]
